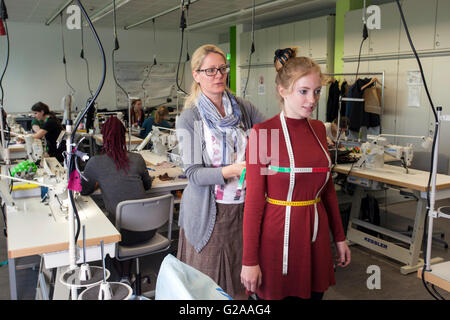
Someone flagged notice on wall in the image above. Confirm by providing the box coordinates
[258,75,266,95]
[407,71,422,108]
[408,85,421,108]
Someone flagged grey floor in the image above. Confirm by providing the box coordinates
[1,192,449,300]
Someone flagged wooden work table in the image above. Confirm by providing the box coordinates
[333,163,450,193]
[333,163,450,274]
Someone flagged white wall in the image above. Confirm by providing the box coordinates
[0,21,219,114]
[238,15,334,120]
[343,0,450,167]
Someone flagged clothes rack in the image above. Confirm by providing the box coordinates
[323,72,385,134]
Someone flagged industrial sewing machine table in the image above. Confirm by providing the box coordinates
[6,195,121,300]
[333,163,450,274]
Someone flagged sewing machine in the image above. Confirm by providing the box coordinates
[136,126,180,165]
[356,135,414,172]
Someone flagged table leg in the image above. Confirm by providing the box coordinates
[348,186,365,231]
[8,257,17,300]
[400,192,444,274]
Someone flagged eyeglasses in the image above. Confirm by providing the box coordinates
[196,65,230,76]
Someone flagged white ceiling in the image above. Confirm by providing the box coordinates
[4,0,343,33]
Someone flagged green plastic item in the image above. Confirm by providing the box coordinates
[10,160,37,178]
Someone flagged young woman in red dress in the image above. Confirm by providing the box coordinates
[241,48,351,300]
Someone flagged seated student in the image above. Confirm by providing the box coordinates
[81,115,154,284]
[130,98,145,127]
[140,106,171,139]
[31,118,44,133]
[30,102,66,163]
[324,116,349,147]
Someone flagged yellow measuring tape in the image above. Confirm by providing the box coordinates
[267,197,321,206]
[12,183,41,191]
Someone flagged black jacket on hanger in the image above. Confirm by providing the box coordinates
[348,78,380,132]
[326,80,348,123]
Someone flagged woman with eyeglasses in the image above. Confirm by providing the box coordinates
[175,44,265,299]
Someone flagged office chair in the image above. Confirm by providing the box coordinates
[398,151,449,248]
[115,193,174,300]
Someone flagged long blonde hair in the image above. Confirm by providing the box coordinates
[274,47,323,105]
[184,44,228,109]
[155,106,168,124]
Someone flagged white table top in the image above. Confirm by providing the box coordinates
[93,134,143,145]
[7,195,120,259]
[333,163,450,192]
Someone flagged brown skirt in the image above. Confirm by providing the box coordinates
[177,202,246,300]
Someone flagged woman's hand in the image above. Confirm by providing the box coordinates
[335,241,351,267]
[222,162,245,179]
[241,265,262,293]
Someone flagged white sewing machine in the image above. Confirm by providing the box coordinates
[357,135,414,172]
[136,126,180,164]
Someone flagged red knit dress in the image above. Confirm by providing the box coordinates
[243,114,346,300]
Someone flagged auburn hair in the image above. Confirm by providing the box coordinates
[101,116,130,172]
[274,47,323,104]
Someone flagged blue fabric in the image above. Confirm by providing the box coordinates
[140,117,171,138]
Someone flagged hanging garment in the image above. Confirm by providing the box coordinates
[326,80,340,122]
[348,78,380,133]
[363,84,382,115]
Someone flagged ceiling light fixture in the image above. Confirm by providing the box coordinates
[124,0,200,30]
[45,0,74,26]
[186,0,297,31]
[88,0,132,25]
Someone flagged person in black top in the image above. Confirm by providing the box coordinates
[30,102,66,163]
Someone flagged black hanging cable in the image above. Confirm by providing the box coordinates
[69,0,107,246]
[355,1,369,81]
[176,0,188,95]
[60,13,76,95]
[180,7,190,89]
[354,24,368,82]
[141,19,158,113]
[111,0,128,109]
[0,1,9,107]
[111,0,132,151]
[80,16,93,98]
[394,0,442,300]
[243,0,256,99]
[0,1,11,148]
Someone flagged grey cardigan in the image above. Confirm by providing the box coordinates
[176,97,266,252]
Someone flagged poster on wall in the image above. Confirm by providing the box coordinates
[114,61,178,108]
[407,70,422,108]
[258,75,266,95]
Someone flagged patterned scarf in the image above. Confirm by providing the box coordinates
[197,91,242,134]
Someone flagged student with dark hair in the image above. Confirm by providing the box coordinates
[130,98,144,127]
[30,102,65,163]
[81,115,154,284]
